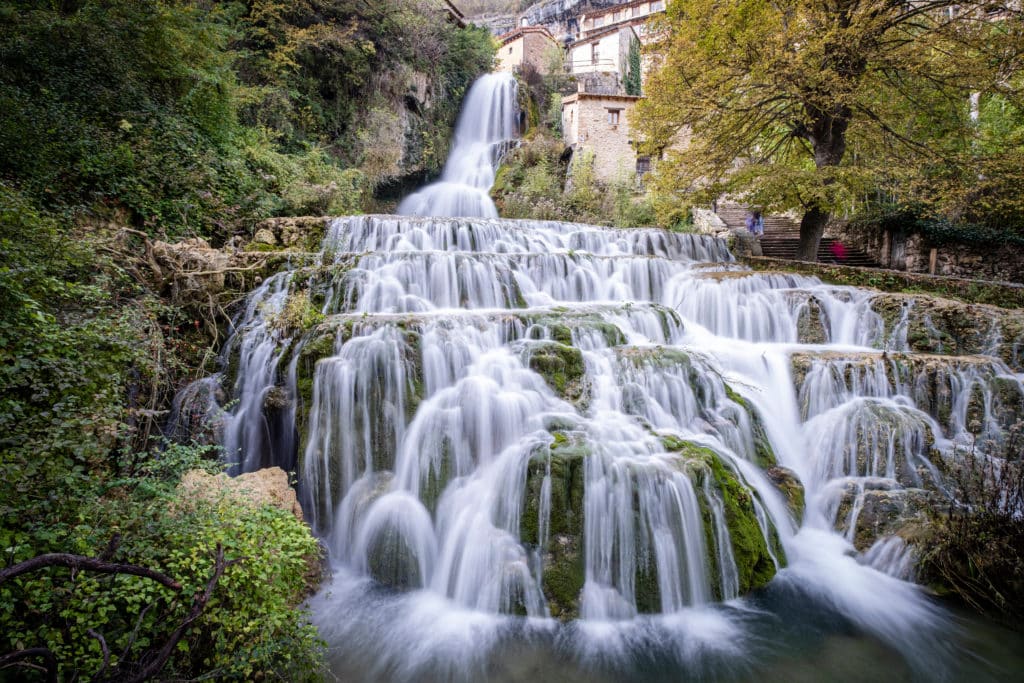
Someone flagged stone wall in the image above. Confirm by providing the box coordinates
[842,221,1024,284]
[562,93,641,183]
[523,31,560,74]
[575,72,621,95]
[498,29,560,74]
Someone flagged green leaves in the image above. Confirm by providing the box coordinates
[638,0,1024,233]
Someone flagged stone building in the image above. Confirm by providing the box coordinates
[567,24,638,77]
[579,0,665,42]
[561,92,644,183]
[496,26,561,75]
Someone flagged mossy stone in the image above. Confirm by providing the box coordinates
[525,341,587,404]
[521,433,588,620]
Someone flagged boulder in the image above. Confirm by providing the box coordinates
[178,466,304,522]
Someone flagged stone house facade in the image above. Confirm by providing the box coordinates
[496,26,561,75]
[579,0,665,42]
[561,93,643,183]
[566,25,638,81]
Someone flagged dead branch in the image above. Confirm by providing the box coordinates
[0,554,181,591]
[87,629,111,677]
[0,648,58,683]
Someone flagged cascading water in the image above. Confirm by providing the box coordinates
[176,210,1024,680]
[397,72,518,219]
[171,77,1024,682]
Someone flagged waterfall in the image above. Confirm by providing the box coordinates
[170,211,1024,679]
[397,72,519,218]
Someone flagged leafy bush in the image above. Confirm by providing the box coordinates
[0,183,325,679]
[0,1,494,239]
[2,444,324,680]
[494,139,659,227]
[848,205,1024,248]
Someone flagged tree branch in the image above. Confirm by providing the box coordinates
[0,648,58,683]
[0,554,181,591]
[102,544,241,683]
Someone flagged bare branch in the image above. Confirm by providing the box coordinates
[87,629,111,677]
[0,648,58,683]
[0,554,181,591]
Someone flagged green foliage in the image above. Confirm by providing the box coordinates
[638,1,1024,246]
[850,205,1024,249]
[493,137,658,227]
[624,37,642,97]
[0,1,494,239]
[0,183,324,678]
[2,444,324,680]
[268,290,325,335]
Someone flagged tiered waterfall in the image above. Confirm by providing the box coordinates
[175,212,1024,679]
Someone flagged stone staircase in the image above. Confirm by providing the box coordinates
[714,203,879,267]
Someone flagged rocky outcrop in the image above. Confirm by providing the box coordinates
[178,466,304,522]
[834,481,937,552]
[869,292,1024,370]
[250,216,334,252]
[519,432,786,620]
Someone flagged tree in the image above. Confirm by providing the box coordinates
[637,1,1024,260]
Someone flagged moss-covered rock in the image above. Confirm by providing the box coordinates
[834,483,939,551]
[795,294,830,344]
[523,341,589,405]
[766,465,805,523]
[254,216,333,252]
[870,293,1024,371]
[661,437,784,597]
[520,432,588,620]
[722,383,777,469]
[790,350,1024,456]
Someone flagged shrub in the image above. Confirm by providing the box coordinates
[921,425,1024,624]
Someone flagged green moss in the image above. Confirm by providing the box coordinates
[766,466,806,524]
[706,454,780,593]
[723,383,777,468]
[244,241,283,252]
[662,436,783,594]
[521,433,589,620]
[291,332,335,457]
[526,341,587,403]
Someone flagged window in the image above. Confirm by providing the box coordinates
[508,46,513,54]
[594,16,604,28]
[591,43,599,65]
[612,11,620,21]
[636,156,651,176]
[651,0,664,10]
[607,108,621,125]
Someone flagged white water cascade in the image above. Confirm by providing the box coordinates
[397,72,519,219]
[172,211,1024,681]
[169,77,1024,681]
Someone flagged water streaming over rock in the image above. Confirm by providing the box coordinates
[397,73,519,219]
[168,76,1024,681]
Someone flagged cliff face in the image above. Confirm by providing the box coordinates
[461,0,623,39]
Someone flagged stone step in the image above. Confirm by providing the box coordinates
[758,237,879,267]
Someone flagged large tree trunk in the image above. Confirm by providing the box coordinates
[798,105,850,261]
[796,206,829,262]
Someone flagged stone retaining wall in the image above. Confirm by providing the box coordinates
[842,221,1024,284]
[742,256,1024,309]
